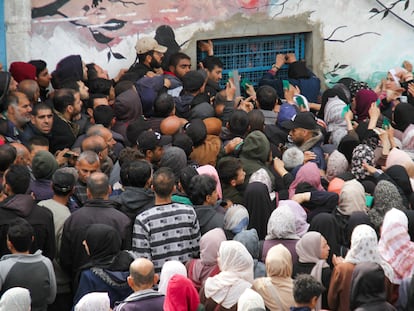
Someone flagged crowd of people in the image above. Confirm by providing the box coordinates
[0,24,414,310]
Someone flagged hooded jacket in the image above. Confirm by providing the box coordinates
[0,194,55,260]
[240,130,275,190]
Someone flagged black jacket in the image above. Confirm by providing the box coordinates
[60,198,131,278]
[0,194,55,260]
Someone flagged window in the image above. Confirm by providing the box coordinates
[197,33,306,89]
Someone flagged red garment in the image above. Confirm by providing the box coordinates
[163,274,200,311]
[9,62,36,83]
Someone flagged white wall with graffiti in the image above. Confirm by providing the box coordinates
[14,0,414,87]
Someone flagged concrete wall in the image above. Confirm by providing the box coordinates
[6,0,414,88]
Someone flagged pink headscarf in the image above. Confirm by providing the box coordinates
[288,162,324,198]
[378,208,414,284]
[188,228,226,289]
[197,165,223,199]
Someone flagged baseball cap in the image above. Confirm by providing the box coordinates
[281,111,318,130]
[52,169,76,194]
[135,37,167,55]
[137,130,171,152]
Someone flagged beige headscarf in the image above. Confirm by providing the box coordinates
[295,231,330,311]
[338,179,366,216]
[252,244,295,311]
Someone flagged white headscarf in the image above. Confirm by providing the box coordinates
[204,240,254,309]
[74,292,110,311]
[346,224,394,283]
[266,204,299,240]
[0,287,31,311]
[158,260,187,295]
[237,288,266,311]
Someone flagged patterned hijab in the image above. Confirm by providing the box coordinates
[351,144,374,180]
[368,180,404,231]
[379,208,414,284]
[345,224,394,283]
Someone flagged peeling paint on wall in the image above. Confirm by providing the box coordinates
[27,0,414,88]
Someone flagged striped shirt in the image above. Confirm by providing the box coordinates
[132,202,201,273]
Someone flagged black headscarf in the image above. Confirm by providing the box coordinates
[385,165,413,208]
[244,182,276,240]
[393,103,414,132]
[309,212,342,267]
[350,262,389,310]
[345,211,372,247]
[82,224,132,271]
[338,134,360,164]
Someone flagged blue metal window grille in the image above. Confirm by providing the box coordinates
[197,33,306,90]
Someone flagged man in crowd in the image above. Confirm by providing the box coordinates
[132,167,200,273]
[114,258,164,311]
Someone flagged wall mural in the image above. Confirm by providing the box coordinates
[30,0,414,87]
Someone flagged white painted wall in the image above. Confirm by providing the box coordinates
[7,0,414,88]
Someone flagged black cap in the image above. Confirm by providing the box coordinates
[52,169,76,194]
[281,111,318,130]
[137,130,171,152]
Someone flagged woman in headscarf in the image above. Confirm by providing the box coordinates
[385,165,413,207]
[379,208,414,284]
[244,182,276,240]
[309,213,343,266]
[0,287,31,311]
[288,162,324,199]
[234,229,266,278]
[252,244,295,311]
[237,288,266,311]
[326,150,349,182]
[74,292,110,311]
[293,231,331,310]
[164,274,203,311]
[200,240,254,311]
[187,228,226,290]
[351,144,375,182]
[328,224,395,311]
[74,224,134,308]
[223,204,249,240]
[368,180,404,234]
[323,93,348,146]
[158,260,187,295]
[261,200,308,263]
[334,178,367,247]
[350,262,396,311]
[354,89,378,122]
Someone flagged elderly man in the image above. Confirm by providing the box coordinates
[2,91,32,142]
[114,258,164,311]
